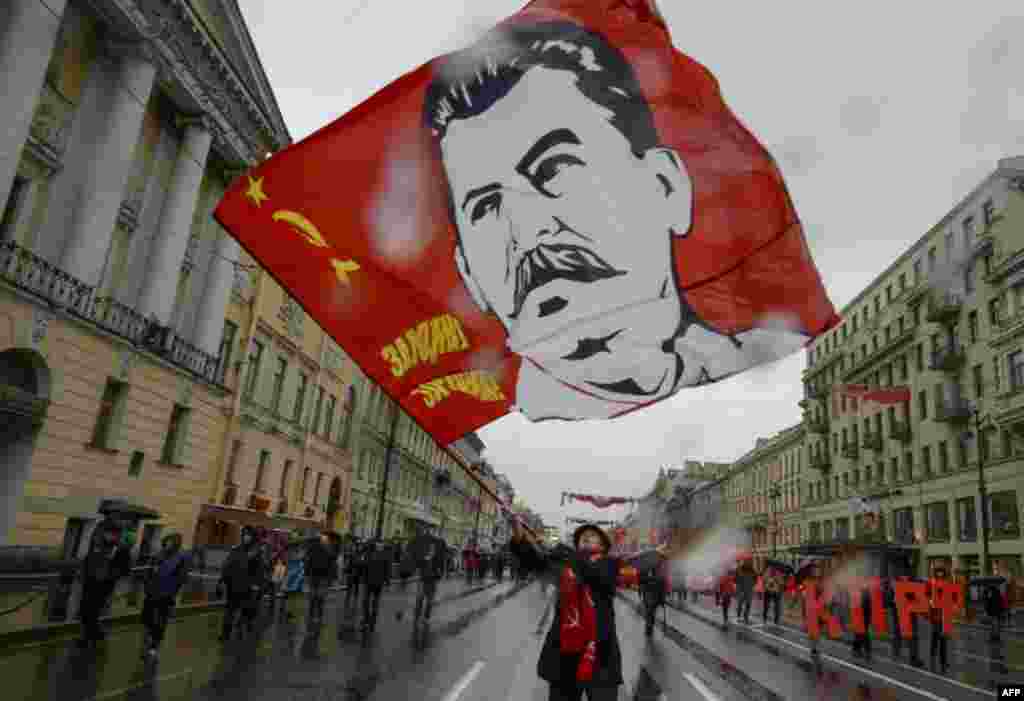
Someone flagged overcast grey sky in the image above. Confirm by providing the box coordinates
[239,1,1023,534]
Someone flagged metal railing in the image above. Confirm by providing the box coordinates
[0,240,224,387]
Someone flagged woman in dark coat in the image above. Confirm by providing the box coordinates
[520,523,636,701]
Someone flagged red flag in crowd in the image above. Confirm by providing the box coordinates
[214,0,838,446]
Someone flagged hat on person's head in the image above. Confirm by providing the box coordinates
[572,524,611,553]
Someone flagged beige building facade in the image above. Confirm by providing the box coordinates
[800,156,1024,578]
[0,0,288,554]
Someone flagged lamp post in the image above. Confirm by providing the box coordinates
[966,402,993,576]
[373,401,401,541]
[768,485,782,558]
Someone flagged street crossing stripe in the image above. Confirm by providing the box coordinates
[441,661,486,701]
[754,629,995,700]
[684,673,721,701]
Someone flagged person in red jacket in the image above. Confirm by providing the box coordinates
[926,567,950,674]
[718,570,737,625]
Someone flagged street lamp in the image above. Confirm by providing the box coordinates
[964,401,994,576]
[768,485,782,558]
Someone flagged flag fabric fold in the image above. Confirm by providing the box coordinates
[214,0,837,446]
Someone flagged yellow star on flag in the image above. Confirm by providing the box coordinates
[245,175,269,207]
[331,258,360,285]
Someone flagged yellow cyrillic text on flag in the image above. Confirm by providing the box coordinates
[411,371,506,408]
[381,314,470,377]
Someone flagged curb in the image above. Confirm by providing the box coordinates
[617,592,784,701]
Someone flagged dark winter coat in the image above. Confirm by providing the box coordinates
[220,544,264,597]
[735,567,757,597]
[537,555,624,688]
[364,549,392,588]
[145,549,191,600]
[304,540,337,580]
[82,544,132,589]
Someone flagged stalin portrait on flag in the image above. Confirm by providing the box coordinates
[214,0,838,446]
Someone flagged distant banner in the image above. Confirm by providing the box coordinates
[837,384,910,415]
[561,492,637,508]
[567,517,619,526]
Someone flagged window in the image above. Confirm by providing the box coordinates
[301,467,311,502]
[0,176,30,242]
[927,247,936,272]
[917,390,928,421]
[836,517,850,541]
[294,371,308,422]
[280,460,293,497]
[983,199,995,228]
[244,340,264,400]
[255,450,270,492]
[957,497,977,541]
[1011,351,1024,390]
[128,450,145,477]
[313,472,324,506]
[161,404,190,465]
[989,491,1020,539]
[90,379,128,450]
[994,356,1003,393]
[963,216,975,246]
[913,259,922,284]
[890,457,899,484]
[915,344,924,372]
[945,231,954,263]
[972,364,983,399]
[938,440,949,473]
[894,507,914,543]
[899,272,907,291]
[967,311,978,344]
[965,263,975,294]
[922,445,932,476]
[874,296,880,314]
[929,499,950,540]
[323,393,336,438]
[886,284,893,303]
[904,452,914,481]
[989,297,1003,327]
[271,357,287,414]
[217,321,238,383]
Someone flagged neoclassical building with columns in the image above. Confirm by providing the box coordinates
[0,0,289,553]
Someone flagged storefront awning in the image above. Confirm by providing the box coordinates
[199,503,323,533]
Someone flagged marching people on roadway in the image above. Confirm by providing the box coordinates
[850,580,874,663]
[140,533,191,659]
[734,559,757,625]
[218,525,266,642]
[304,531,338,624]
[77,521,134,648]
[926,567,950,674]
[639,551,670,637]
[515,523,640,701]
[718,569,736,625]
[343,541,366,610]
[401,526,448,628]
[762,567,783,625]
[361,540,392,631]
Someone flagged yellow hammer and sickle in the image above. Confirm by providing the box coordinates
[272,210,329,248]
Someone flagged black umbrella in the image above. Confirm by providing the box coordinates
[764,559,795,577]
[969,576,1007,587]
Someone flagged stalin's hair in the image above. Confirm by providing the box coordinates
[422,20,659,157]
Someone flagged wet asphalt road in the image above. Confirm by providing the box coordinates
[4,576,1016,700]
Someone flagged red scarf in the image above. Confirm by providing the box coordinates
[560,565,598,682]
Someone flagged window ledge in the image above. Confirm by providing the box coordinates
[84,443,120,454]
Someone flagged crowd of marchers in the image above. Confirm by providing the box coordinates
[73,517,529,659]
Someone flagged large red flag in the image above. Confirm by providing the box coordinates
[214,0,838,445]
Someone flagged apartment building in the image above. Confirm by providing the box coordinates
[723,424,806,569]
[193,254,357,546]
[801,157,1024,578]
[0,0,288,554]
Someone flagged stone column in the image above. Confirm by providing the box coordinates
[59,42,156,286]
[0,0,69,211]
[137,117,214,323]
[194,232,239,356]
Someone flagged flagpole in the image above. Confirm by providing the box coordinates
[374,400,401,540]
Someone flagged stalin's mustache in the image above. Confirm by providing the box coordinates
[510,244,626,320]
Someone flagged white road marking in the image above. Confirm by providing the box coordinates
[751,626,1000,697]
[684,673,721,701]
[441,661,486,701]
[754,629,996,700]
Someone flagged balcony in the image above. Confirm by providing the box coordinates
[841,442,859,460]
[925,293,963,324]
[0,240,225,387]
[889,421,912,442]
[806,417,829,434]
[929,344,966,372]
[990,310,1024,348]
[862,431,883,451]
[934,398,972,425]
[809,453,832,473]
